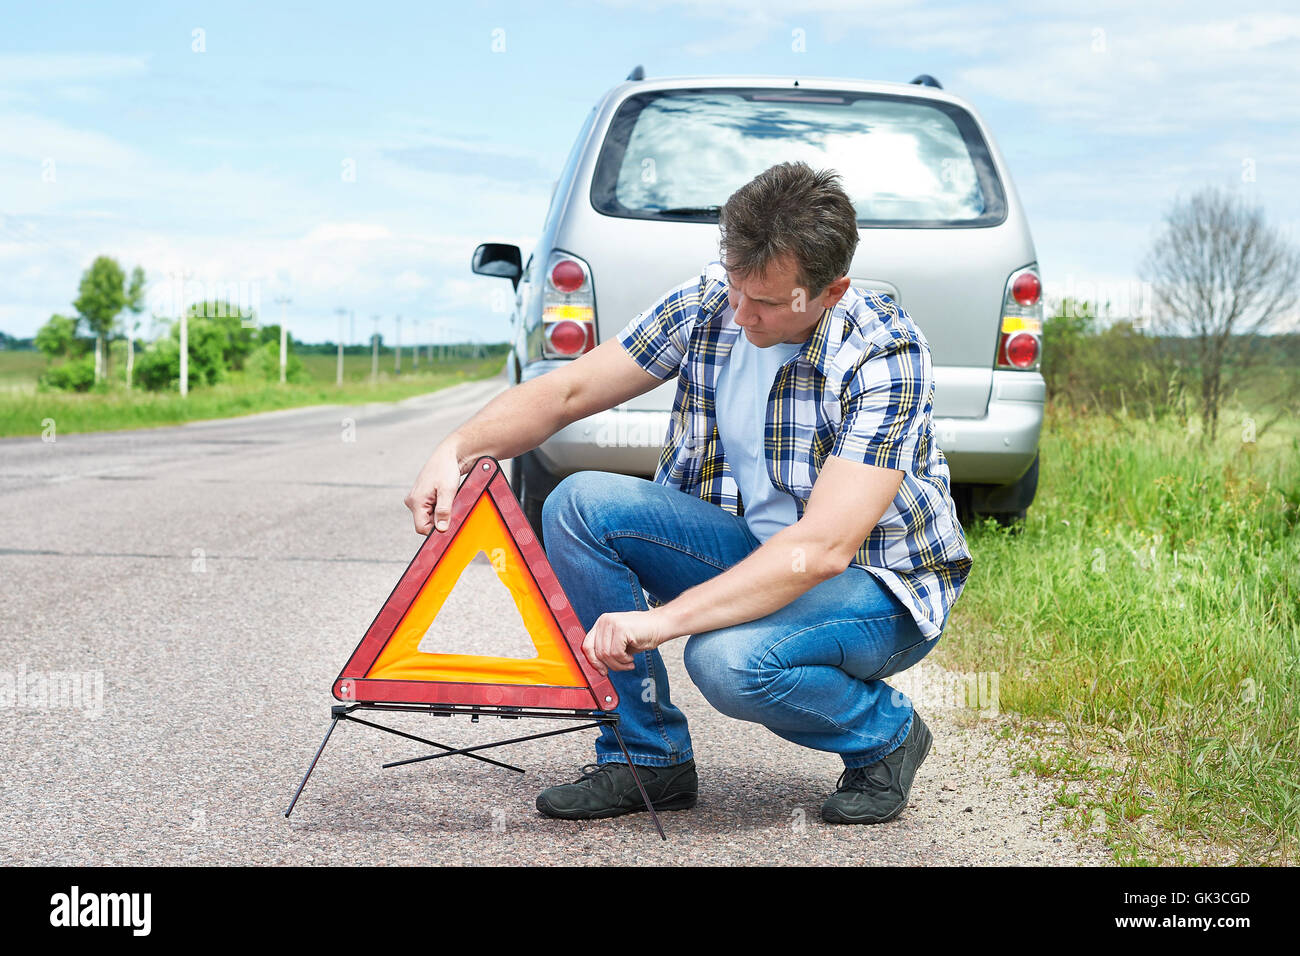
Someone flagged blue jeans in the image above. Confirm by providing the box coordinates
[541,470,937,770]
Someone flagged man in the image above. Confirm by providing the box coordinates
[405,161,972,825]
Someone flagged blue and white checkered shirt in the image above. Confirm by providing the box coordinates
[615,259,973,642]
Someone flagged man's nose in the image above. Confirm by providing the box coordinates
[732,294,756,326]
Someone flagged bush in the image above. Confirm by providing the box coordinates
[186,303,259,370]
[245,341,307,383]
[134,338,182,391]
[133,318,231,391]
[134,337,222,391]
[1042,300,1185,419]
[38,355,97,392]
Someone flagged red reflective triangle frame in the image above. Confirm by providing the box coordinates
[333,456,618,712]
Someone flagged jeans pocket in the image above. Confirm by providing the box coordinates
[862,637,934,682]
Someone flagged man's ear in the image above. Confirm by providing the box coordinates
[820,275,852,311]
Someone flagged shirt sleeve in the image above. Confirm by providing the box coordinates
[614,270,705,380]
[830,333,931,473]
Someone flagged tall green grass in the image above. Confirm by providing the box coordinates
[941,403,1300,864]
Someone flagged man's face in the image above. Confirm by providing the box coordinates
[724,253,850,346]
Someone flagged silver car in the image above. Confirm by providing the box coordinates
[473,68,1044,540]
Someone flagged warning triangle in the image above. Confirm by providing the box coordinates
[334,456,618,712]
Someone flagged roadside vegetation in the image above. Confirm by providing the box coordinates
[0,254,508,438]
[942,186,1299,865]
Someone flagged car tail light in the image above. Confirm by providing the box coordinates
[1011,271,1041,307]
[547,319,589,355]
[1003,331,1039,368]
[542,251,596,358]
[996,264,1042,371]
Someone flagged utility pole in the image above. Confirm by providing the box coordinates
[125,318,136,389]
[394,315,402,374]
[334,307,346,387]
[371,314,380,383]
[175,270,192,397]
[179,310,188,396]
[412,317,420,371]
[275,295,292,384]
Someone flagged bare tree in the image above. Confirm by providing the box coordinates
[1141,185,1300,441]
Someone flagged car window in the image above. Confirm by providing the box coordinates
[591,88,1006,227]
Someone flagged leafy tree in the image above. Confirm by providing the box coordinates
[34,314,81,359]
[188,301,258,370]
[73,256,127,382]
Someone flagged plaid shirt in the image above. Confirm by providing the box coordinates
[614,259,972,642]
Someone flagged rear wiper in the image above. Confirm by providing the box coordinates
[655,205,721,218]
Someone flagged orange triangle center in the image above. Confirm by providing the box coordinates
[364,487,586,687]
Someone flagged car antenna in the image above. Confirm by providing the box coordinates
[909,74,943,89]
[627,64,645,81]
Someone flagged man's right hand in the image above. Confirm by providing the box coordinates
[404,441,465,535]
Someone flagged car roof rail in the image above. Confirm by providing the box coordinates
[909,74,943,89]
[626,64,645,81]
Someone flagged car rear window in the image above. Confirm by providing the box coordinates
[590,88,1006,228]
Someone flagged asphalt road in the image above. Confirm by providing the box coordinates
[0,371,1110,865]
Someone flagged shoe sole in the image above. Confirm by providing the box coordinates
[821,717,933,825]
[536,791,698,821]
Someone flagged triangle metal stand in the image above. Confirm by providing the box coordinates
[284,702,667,840]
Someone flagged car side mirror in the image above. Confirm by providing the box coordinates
[471,243,523,291]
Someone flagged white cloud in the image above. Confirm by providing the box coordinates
[303,223,393,242]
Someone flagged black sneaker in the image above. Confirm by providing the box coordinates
[821,712,933,824]
[536,759,698,820]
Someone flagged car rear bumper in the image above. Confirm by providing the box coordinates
[528,366,1045,487]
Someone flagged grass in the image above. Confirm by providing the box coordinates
[0,349,46,388]
[0,349,507,437]
[937,395,1300,865]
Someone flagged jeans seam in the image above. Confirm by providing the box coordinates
[604,530,736,572]
[597,750,693,767]
[625,560,678,758]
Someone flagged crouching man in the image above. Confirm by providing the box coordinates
[405,161,973,824]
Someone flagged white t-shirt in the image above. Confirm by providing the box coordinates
[714,329,803,542]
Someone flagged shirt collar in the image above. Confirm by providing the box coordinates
[797,301,844,377]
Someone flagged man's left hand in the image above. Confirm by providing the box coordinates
[582,610,670,675]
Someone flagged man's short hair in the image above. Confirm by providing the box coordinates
[718,161,860,300]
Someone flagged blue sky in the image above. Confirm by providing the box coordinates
[2,0,1298,343]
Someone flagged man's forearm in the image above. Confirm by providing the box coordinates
[650,523,846,639]
[443,374,572,469]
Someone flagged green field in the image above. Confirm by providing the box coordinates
[940,399,1299,865]
[0,347,507,437]
[0,349,46,388]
